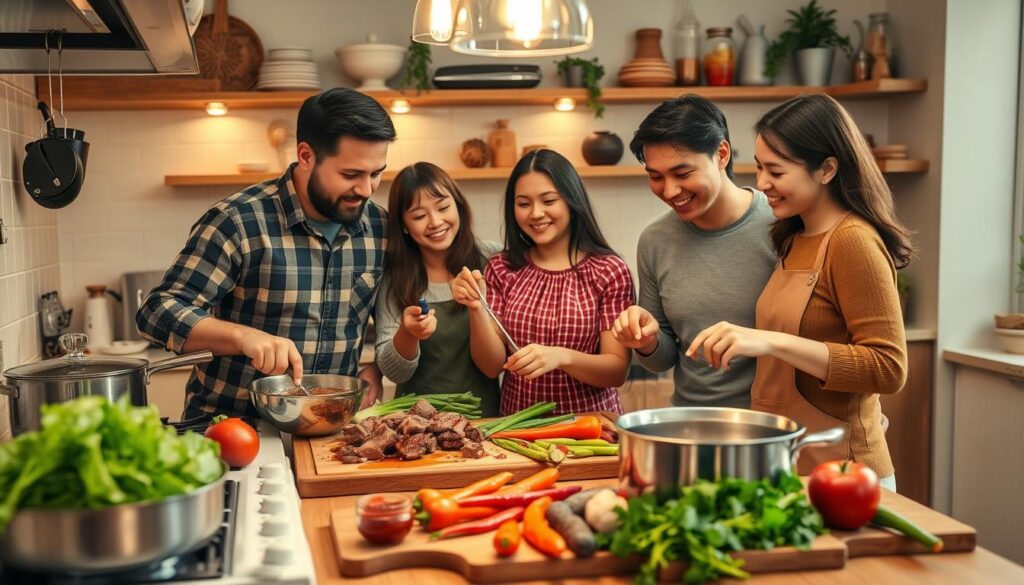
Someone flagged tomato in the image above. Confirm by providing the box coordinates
[205,417,260,468]
[808,460,881,530]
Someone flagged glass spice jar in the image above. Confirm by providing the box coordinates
[356,493,414,545]
[703,27,736,86]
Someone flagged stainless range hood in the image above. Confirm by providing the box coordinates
[0,0,198,74]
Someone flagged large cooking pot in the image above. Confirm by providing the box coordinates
[0,333,212,436]
[0,467,226,572]
[616,407,845,499]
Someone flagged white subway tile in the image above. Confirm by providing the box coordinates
[87,145,141,175]
[0,131,13,183]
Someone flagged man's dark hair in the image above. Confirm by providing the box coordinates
[296,88,396,159]
[629,94,734,179]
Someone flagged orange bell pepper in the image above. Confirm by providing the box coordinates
[490,416,602,441]
[522,496,566,557]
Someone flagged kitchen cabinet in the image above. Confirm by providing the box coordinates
[950,362,1024,565]
[880,340,934,506]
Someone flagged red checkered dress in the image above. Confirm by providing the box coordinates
[485,253,635,415]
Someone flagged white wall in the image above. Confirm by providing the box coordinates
[0,75,63,440]
[934,0,1021,512]
[55,0,893,334]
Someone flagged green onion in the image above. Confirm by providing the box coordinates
[492,438,550,463]
[353,392,483,422]
[505,414,575,430]
[483,402,556,437]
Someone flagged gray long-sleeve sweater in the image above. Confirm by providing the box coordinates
[634,189,776,408]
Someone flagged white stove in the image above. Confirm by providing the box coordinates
[0,425,317,585]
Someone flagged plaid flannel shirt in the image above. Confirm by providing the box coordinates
[137,164,387,418]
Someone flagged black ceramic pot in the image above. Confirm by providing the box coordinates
[582,131,624,166]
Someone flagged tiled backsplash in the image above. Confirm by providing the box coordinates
[0,75,63,440]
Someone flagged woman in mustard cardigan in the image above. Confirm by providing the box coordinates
[688,94,914,491]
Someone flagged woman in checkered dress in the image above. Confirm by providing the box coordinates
[452,149,635,415]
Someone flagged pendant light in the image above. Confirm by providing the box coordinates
[449,0,593,57]
[412,0,457,45]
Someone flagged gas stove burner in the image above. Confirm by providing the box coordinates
[0,480,239,585]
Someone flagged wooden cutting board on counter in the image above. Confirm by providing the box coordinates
[328,480,977,583]
[330,505,847,582]
[835,486,976,556]
[293,412,620,498]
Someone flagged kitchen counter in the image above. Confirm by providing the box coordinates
[299,479,1024,585]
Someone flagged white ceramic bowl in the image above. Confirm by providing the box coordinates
[995,328,1024,354]
[335,43,406,91]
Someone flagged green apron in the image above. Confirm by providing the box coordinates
[395,298,500,416]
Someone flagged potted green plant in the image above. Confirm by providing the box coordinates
[401,39,432,93]
[555,56,605,118]
[765,0,852,86]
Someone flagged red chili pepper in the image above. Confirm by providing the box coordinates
[458,485,582,508]
[414,471,514,511]
[491,416,603,441]
[431,506,525,540]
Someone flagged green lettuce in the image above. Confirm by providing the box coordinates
[0,396,223,534]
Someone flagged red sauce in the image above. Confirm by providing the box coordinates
[355,494,413,545]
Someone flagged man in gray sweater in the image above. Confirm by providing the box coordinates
[613,96,776,408]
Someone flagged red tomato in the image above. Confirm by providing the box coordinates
[808,460,881,530]
[205,417,260,468]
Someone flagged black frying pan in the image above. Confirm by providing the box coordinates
[22,101,89,209]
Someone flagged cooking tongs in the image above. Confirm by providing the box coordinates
[469,278,520,353]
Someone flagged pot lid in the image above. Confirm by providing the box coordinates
[2,333,148,381]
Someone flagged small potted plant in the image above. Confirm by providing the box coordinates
[555,56,605,118]
[765,0,852,86]
[994,234,1024,353]
[401,39,432,93]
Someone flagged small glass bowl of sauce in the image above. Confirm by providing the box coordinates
[355,493,414,545]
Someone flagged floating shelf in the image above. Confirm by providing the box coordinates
[42,79,927,112]
[164,159,929,187]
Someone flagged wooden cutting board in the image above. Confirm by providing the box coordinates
[330,507,848,582]
[192,0,263,90]
[293,412,620,498]
[834,486,976,557]
[328,480,977,583]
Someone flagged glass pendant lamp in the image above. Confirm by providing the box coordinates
[449,0,593,57]
[412,0,457,45]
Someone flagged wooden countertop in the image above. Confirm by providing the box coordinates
[300,479,1024,585]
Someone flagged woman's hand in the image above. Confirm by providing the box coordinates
[611,305,661,354]
[686,321,777,370]
[451,267,486,311]
[399,305,437,341]
[504,344,569,380]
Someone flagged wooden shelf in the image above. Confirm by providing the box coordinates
[164,159,929,187]
[42,78,926,111]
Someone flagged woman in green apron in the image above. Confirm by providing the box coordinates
[374,162,501,415]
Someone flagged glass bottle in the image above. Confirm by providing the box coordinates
[703,27,736,87]
[866,12,895,79]
[673,0,700,86]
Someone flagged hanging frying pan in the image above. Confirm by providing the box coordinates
[22,101,89,209]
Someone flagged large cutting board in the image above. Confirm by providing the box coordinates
[835,486,976,556]
[293,412,620,498]
[328,480,977,583]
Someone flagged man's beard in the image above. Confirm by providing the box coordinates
[308,167,367,224]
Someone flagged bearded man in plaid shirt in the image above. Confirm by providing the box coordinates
[138,88,394,419]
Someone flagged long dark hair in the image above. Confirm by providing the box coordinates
[629,94,734,179]
[384,162,486,309]
[502,149,618,270]
[755,94,915,268]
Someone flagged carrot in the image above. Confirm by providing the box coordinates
[493,518,522,556]
[491,416,603,441]
[414,471,514,511]
[523,496,566,557]
[498,468,560,494]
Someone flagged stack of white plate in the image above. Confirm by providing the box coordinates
[256,47,321,91]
